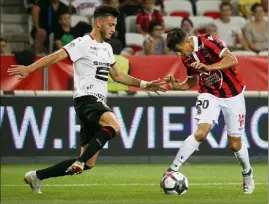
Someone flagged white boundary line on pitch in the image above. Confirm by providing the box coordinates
[1,183,268,187]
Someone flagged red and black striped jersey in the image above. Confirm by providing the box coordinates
[181,34,245,98]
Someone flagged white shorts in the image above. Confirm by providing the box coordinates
[194,90,246,137]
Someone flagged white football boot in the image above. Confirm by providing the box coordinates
[24,171,42,194]
[242,168,255,194]
[66,160,85,175]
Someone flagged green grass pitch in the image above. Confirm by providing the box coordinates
[1,163,268,204]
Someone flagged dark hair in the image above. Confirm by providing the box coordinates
[219,2,233,10]
[60,12,70,17]
[94,5,120,19]
[0,37,6,43]
[180,18,194,29]
[251,3,264,12]
[148,21,163,33]
[166,28,187,51]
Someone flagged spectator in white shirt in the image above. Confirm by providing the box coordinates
[65,0,103,22]
[215,2,250,51]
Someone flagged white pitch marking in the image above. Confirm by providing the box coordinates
[1,183,268,187]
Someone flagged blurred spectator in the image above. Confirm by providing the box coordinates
[136,0,164,35]
[119,0,143,16]
[244,3,268,52]
[239,0,261,20]
[215,2,250,51]
[143,22,169,55]
[180,18,198,36]
[54,12,76,50]
[31,0,76,54]
[108,0,126,46]
[0,38,8,55]
[222,0,240,15]
[155,0,165,15]
[71,0,102,22]
[261,0,268,14]
[205,23,227,47]
[190,0,197,16]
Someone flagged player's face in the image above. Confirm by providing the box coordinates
[174,38,193,57]
[100,16,117,41]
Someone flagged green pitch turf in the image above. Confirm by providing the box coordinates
[1,163,267,204]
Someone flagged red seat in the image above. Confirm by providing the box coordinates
[196,28,206,34]
[170,11,190,18]
[131,45,143,53]
[203,12,220,19]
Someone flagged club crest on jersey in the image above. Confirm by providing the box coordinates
[200,70,223,89]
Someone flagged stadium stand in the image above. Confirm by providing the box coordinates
[1,0,30,52]
[164,0,193,17]
[196,0,221,19]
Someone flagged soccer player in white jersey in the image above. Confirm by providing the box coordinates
[8,5,166,194]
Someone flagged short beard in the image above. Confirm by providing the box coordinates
[99,30,108,42]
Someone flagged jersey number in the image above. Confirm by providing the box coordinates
[95,67,109,82]
[196,100,209,109]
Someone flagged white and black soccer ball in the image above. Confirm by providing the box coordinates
[161,171,188,195]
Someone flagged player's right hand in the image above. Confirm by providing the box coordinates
[7,65,31,80]
[164,74,180,90]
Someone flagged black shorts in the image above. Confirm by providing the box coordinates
[74,95,112,146]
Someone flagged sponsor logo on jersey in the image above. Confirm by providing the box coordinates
[93,61,110,66]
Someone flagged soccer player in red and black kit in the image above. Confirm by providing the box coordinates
[162,28,255,194]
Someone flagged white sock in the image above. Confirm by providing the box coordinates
[170,134,201,171]
[234,142,251,174]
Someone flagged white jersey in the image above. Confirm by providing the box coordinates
[63,35,116,102]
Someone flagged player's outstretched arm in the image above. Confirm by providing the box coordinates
[7,49,68,79]
[109,63,167,93]
[165,74,197,91]
[190,50,238,72]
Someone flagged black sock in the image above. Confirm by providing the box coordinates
[78,127,115,163]
[36,159,92,180]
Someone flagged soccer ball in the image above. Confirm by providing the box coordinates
[161,171,188,195]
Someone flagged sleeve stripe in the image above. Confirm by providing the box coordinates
[62,47,72,61]
[219,48,227,58]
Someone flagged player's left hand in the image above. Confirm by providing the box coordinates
[146,78,167,95]
[190,62,210,71]
[7,65,31,80]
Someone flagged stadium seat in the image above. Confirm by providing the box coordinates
[164,0,193,17]
[230,16,247,29]
[197,0,221,19]
[24,0,34,9]
[125,15,137,33]
[189,16,215,30]
[71,15,89,27]
[125,33,144,52]
[232,51,257,56]
[163,16,182,31]
[258,51,268,56]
